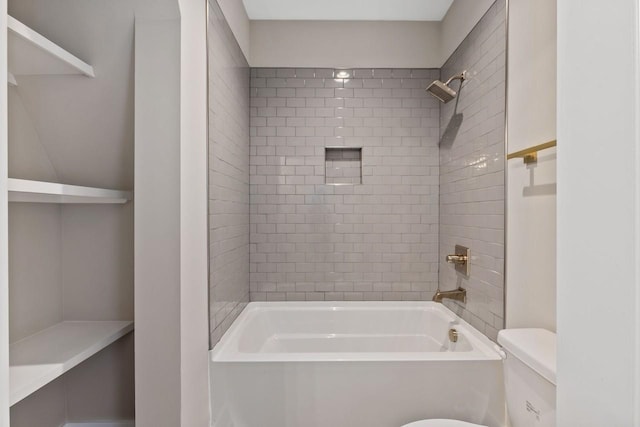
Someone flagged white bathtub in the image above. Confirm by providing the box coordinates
[210,302,506,427]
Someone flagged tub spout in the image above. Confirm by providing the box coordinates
[432,287,467,304]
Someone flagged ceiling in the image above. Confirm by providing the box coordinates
[242,0,455,21]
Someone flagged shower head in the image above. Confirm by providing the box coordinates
[426,70,467,103]
[426,80,458,103]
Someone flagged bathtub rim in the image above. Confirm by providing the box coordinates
[210,301,503,363]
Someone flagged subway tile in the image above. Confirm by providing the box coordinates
[285,98,306,108]
[209,2,250,346]
[306,98,325,108]
[325,97,345,108]
[256,68,276,78]
[372,69,392,78]
[251,78,266,88]
[363,79,383,88]
[315,88,335,98]
[248,15,505,345]
[286,78,306,88]
[305,79,324,88]
[353,68,374,78]
[314,68,334,78]
[324,78,344,88]
[266,78,287,88]
[392,69,412,78]
[295,68,316,78]
[276,68,297,78]
[267,97,286,107]
[296,88,315,97]
[438,0,506,341]
[344,79,363,89]
[276,88,295,97]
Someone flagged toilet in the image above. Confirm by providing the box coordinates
[402,328,557,427]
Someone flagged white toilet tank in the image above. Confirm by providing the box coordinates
[497,329,556,427]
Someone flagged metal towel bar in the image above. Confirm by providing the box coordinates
[507,140,557,164]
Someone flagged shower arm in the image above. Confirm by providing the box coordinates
[444,70,468,85]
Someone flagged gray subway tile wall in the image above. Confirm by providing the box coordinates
[208,0,250,346]
[249,68,441,302]
[439,0,506,341]
[209,0,506,343]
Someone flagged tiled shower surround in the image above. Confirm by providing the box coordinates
[209,0,506,343]
[208,0,250,345]
[249,68,441,301]
[439,0,506,340]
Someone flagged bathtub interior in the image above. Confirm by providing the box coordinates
[211,302,501,362]
[256,329,474,353]
[238,305,474,353]
[209,302,506,427]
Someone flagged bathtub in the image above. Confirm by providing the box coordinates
[210,302,506,427]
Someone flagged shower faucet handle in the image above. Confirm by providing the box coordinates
[445,245,470,276]
[446,254,468,264]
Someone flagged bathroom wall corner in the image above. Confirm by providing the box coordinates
[439,0,506,341]
[216,0,251,62]
[208,0,251,348]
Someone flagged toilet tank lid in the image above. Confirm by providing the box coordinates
[498,328,556,385]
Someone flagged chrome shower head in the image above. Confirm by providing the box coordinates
[426,70,467,103]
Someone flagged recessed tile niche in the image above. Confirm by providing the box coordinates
[325,147,362,185]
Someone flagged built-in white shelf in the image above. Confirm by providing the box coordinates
[10,320,133,406]
[8,16,95,77]
[8,72,18,87]
[8,178,132,204]
[64,423,135,427]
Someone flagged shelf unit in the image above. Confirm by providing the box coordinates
[3,10,135,424]
[10,321,133,406]
[8,178,132,204]
[8,16,95,77]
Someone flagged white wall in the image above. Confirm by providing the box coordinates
[440,0,494,63]
[557,0,639,425]
[8,378,65,427]
[134,16,182,427]
[134,1,210,425]
[0,0,9,424]
[7,84,62,344]
[216,0,250,60]
[505,0,557,331]
[8,204,62,341]
[250,20,442,68]
[61,204,134,321]
[178,0,210,425]
[62,334,135,422]
[248,0,494,68]
[7,90,58,182]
